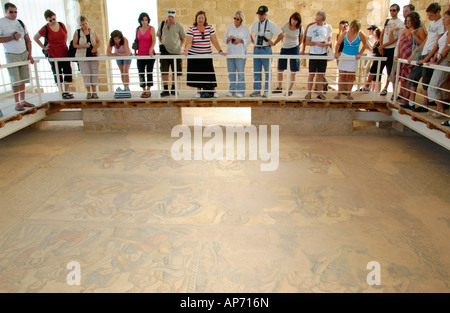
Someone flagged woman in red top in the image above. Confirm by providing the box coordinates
[135,12,156,98]
[34,10,73,99]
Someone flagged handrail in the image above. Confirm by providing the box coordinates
[395,58,450,119]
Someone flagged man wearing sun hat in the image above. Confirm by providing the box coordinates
[249,5,284,97]
[157,8,186,96]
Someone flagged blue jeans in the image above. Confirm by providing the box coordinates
[253,46,272,91]
[227,58,246,94]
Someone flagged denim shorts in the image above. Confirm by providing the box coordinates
[116,59,132,66]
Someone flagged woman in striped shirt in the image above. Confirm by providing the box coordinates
[184,11,226,98]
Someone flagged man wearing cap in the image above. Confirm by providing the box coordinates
[249,5,284,97]
[157,9,186,97]
[0,2,35,112]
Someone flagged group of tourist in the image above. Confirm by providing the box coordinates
[0,2,449,126]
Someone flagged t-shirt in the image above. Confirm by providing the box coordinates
[306,23,332,54]
[38,22,68,58]
[281,22,304,49]
[250,19,282,47]
[382,18,404,49]
[423,17,445,55]
[186,24,215,55]
[157,20,186,54]
[0,17,28,54]
[137,26,155,56]
[438,30,448,55]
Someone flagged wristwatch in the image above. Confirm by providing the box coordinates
[11,32,17,40]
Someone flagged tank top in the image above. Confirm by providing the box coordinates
[343,32,361,56]
[137,26,155,56]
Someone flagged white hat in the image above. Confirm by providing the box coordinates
[167,9,176,17]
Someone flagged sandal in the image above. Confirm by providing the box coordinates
[141,92,149,98]
[305,93,312,100]
[317,94,326,100]
[380,89,388,96]
[15,104,25,111]
[347,95,354,100]
[62,92,74,99]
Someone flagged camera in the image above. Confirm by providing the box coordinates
[231,38,236,43]
[256,35,268,46]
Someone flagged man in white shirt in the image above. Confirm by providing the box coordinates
[407,2,445,109]
[378,3,404,96]
[305,11,332,100]
[249,5,284,97]
[0,2,35,111]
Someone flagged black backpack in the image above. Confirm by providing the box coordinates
[68,29,81,58]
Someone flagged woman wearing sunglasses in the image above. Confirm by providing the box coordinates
[34,10,73,99]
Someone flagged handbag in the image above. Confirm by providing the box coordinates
[159,20,168,54]
[132,27,139,51]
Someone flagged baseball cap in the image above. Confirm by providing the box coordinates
[257,5,268,15]
[167,9,176,17]
[367,25,378,30]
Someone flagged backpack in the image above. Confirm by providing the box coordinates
[42,22,64,57]
[68,29,81,58]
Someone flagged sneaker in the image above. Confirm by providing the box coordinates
[272,87,282,94]
[227,92,235,97]
[380,89,388,96]
[250,91,260,97]
[213,93,218,98]
[236,93,244,98]
[87,93,92,99]
[262,91,269,98]
[400,104,413,109]
[116,87,123,92]
[413,106,428,113]
[171,90,176,96]
[91,93,99,99]
[195,93,201,98]
[124,86,130,91]
[161,90,170,97]
[288,90,293,96]
[360,87,370,92]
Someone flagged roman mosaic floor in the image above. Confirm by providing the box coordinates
[0,122,449,293]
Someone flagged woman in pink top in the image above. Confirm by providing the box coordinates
[135,12,156,98]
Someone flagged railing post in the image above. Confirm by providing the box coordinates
[285,55,290,98]
[393,59,401,103]
[268,54,272,98]
[33,60,43,106]
[155,55,161,99]
[374,59,382,100]
[174,55,178,99]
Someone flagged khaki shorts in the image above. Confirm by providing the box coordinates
[5,51,30,87]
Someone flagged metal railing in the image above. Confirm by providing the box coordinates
[0,53,391,113]
[394,58,450,120]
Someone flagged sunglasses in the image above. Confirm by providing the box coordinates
[201,32,205,39]
[48,18,56,22]
[9,10,18,13]
[390,9,398,12]
[168,11,176,14]
[234,17,241,20]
